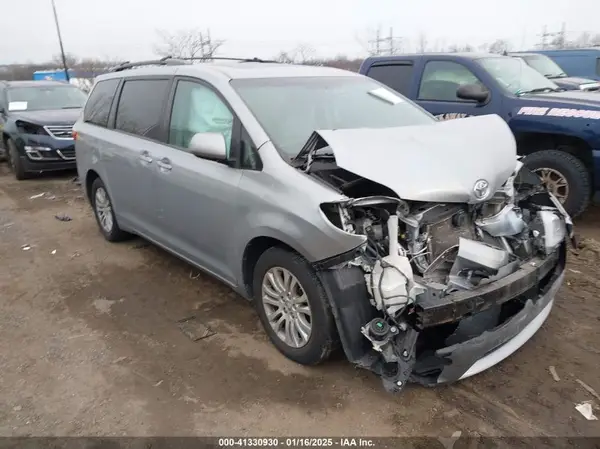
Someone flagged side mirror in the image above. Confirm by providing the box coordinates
[456,84,490,103]
[188,132,228,161]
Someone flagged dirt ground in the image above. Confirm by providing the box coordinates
[0,166,599,440]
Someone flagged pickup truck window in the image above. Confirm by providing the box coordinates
[366,64,413,95]
[520,54,566,78]
[478,57,557,95]
[232,76,434,159]
[418,61,483,101]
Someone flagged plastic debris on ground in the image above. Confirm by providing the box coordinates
[21,244,31,251]
[55,214,72,222]
[575,401,598,420]
[548,366,560,382]
[438,430,462,449]
[50,249,57,255]
[29,192,46,199]
[576,379,600,402]
[177,315,215,341]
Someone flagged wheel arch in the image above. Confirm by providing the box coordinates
[516,132,593,179]
[84,169,101,203]
[241,236,308,299]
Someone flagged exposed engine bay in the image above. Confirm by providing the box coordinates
[294,128,572,392]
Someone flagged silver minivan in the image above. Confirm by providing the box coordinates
[75,58,571,393]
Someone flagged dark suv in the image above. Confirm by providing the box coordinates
[0,80,87,179]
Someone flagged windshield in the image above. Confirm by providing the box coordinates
[478,57,559,95]
[231,76,435,158]
[521,55,567,78]
[7,85,87,112]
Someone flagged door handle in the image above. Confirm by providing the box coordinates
[157,158,172,172]
[139,151,153,164]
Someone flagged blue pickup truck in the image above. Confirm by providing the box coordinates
[359,53,600,217]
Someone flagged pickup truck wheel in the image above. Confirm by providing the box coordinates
[523,149,591,218]
[253,247,338,365]
[7,139,29,180]
[90,177,131,242]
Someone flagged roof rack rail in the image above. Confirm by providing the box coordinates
[180,56,279,64]
[109,56,188,72]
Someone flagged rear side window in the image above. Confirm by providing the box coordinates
[596,58,600,77]
[115,79,170,140]
[83,79,120,127]
[367,64,414,95]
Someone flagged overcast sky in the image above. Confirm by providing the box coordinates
[1,0,599,64]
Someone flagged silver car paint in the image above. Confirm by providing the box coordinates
[316,114,517,203]
[76,64,371,294]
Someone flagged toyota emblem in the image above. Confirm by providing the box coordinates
[473,179,490,200]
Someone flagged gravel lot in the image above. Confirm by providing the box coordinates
[0,166,599,439]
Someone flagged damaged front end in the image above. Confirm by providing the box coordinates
[297,118,571,392]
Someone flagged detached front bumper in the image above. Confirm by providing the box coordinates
[411,242,566,385]
[319,242,566,392]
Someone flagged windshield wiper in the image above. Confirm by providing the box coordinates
[517,87,561,95]
[61,106,82,109]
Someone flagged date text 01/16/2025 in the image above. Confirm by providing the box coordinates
[218,438,376,447]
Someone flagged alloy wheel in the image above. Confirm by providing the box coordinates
[533,167,569,203]
[94,187,114,233]
[261,266,312,348]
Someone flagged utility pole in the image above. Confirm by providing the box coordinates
[537,24,563,49]
[51,0,69,81]
[385,27,403,55]
[368,27,382,55]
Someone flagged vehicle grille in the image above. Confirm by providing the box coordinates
[56,148,76,160]
[44,125,74,140]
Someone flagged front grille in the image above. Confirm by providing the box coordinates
[56,148,76,160]
[44,125,74,140]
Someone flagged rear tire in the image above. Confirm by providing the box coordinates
[7,139,29,180]
[523,149,591,218]
[253,247,338,365]
[90,177,131,242]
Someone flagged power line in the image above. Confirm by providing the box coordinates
[368,26,403,55]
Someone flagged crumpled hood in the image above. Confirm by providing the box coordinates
[315,114,517,203]
[10,108,82,126]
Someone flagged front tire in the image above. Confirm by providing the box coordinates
[253,247,338,365]
[523,149,591,218]
[7,139,29,180]
[90,177,131,242]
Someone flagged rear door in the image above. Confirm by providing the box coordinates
[149,77,244,283]
[105,77,172,237]
[415,60,496,120]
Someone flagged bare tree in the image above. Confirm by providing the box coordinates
[417,33,428,53]
[274,51,294,64]
[52,52,79,69]
[448,44,475,53]
[154,28,224,59]
[488,39,511,54]
[293,43,317,64]
[321,54,362,72]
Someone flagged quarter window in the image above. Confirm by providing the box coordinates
[84,79,120,127]
[115,79,170,140]
[418,61,483,101]
[168,80,234,156]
